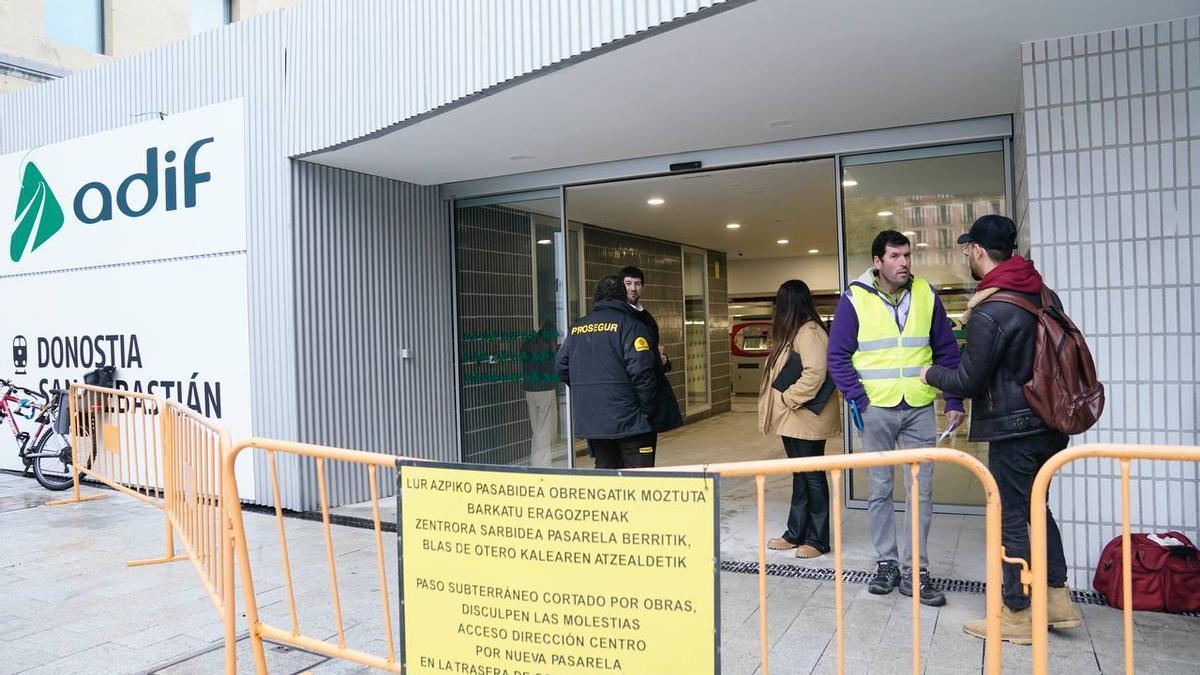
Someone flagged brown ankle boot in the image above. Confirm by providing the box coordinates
[963,606,1032,645]
[1047,586,1082,629]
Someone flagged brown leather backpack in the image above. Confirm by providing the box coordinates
[982,288,1105,435]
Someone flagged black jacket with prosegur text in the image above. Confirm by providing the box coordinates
[556,300,682,439]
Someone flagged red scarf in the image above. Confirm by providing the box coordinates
[976,255,1043,293]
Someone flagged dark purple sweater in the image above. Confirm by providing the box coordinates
[827,276,964,413]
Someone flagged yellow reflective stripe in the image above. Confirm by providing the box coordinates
[858,337,899,351]
[859,336,929,351]
[859,366,926,380]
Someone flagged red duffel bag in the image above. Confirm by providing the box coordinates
[1093,531,1200,612]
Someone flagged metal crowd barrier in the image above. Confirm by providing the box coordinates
[46,384,237,672]
[1029,443,1200,675]
[666,448,1006,675]
[54,389,1198,675]
[224,438,408,674]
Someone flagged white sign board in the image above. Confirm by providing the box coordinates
[0,100,246,275]
[0,100,254,499]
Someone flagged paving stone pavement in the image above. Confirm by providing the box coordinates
[3,469,1199,674]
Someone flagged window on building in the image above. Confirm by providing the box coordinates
[911,205,924,226]
[192,0,233,34]
[963,201,975,224]
[45,0,103,53]
[938,204,950,224]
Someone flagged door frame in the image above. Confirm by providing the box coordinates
[445,116,1014,512]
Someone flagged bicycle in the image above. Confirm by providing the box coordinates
[0,378,79,491]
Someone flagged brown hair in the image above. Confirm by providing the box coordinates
[760,279,826,394]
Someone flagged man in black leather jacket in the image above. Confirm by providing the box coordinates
[921,215,1081,644]
[557,276,682,469]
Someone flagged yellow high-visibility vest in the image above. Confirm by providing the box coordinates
[848,276,938,408]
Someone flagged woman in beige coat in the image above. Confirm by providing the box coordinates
[757,280,842,559]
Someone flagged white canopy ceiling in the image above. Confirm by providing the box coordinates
[307,0,1197,186]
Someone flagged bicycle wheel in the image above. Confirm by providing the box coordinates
[31,428,75,491]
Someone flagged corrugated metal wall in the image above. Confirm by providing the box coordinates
[290,160,458,509]
[0,13,301,457]
[285,0,736,156]
[1,0,744,509]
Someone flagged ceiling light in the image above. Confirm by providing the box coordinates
[916,242,929,247]
[902,230,916,236]
[877,211,894,217]
[726,223,741,229]
[508,154,534,160]
[842,179,858,187]
[777,239,789,245]
[731,305,744,309]
[536,239,552,245]
[647,197,665,206]
[808,249,819,254]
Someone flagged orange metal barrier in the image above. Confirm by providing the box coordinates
[666,448,1005,675]
[225,438,409,674]
[161,402,238,673]
[1029,443,1200,675]
[47,384,237,672]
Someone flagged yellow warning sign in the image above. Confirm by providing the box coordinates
[398,462,718,674]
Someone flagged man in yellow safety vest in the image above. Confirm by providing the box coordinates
[827,230,965,606]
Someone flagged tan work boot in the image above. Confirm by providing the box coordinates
[963,606,1032,645]
[1047,585,1083,629]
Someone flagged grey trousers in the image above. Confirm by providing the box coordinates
[861,404,936,571]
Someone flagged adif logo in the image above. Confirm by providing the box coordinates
[8,137,214,263]
[10,162,64,262]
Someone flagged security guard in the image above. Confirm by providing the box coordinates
[557,275,681,469]
[827,230,963,607]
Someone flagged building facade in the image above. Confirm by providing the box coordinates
[0,0,1196,588]
[0,0,300,92]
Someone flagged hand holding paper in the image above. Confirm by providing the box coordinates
[938,410,965,444]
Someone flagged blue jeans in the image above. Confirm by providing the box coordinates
[989,432,1069,610]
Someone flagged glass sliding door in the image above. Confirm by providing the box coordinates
[839,141,1009,510]
[682,247,711,413]
[454,191,571,468]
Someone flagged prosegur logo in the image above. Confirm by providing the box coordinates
[9,137,213,263]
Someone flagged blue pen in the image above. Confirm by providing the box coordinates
[849,400,864,430]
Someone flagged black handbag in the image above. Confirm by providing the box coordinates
[770,351,837,415]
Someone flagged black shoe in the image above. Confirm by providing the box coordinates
[868,561,901,595]
[899,568,947,606]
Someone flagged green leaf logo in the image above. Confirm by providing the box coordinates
[10,161,65,263]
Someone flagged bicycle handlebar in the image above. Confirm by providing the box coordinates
[0,379,44,399]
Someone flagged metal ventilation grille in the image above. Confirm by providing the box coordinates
[718,560,1200,617]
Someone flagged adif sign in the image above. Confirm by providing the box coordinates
[0,99,254,499]
[1,99,246,275]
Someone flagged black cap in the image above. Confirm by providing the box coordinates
[957,214,1017,251]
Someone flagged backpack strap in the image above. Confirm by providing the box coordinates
[980,290,1042,315]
